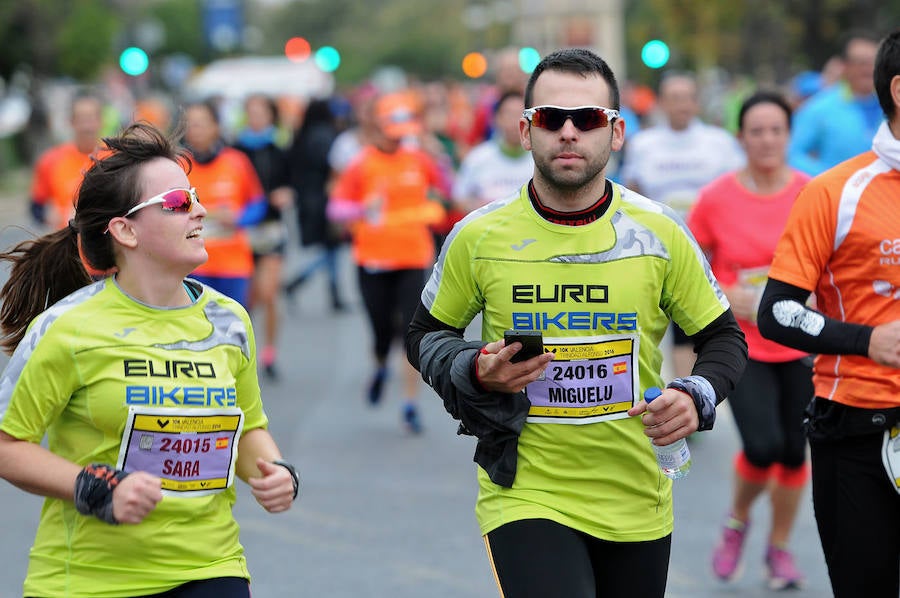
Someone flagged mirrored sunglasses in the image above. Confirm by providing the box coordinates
[522,105,620,131]
[124,187,199,217]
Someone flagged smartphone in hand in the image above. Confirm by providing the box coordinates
[504,329,545,363]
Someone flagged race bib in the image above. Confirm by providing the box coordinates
[525,334,639,425]
[737,265,770,291]
[116,407,244,497]
[881,425,900,495]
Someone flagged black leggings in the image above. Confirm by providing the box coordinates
[485,519,670,598]
[142,577,251,597]
[357,267,426,361]
[810,432,900,598]
[26,577,253,598]
[727,358,813,468]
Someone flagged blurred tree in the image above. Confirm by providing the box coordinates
[258,0,474,83]
[147,0,205,60]
[57,2,118,80]
[624,0,900,87]
[0,0,66,81]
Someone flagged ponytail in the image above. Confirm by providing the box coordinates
[0,225,90,354]
[1,122,185,355]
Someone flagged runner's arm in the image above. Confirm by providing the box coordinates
[662,309,747,432]
[235,427,284,482]
[0,430,80,500]
[688,309,748,405]
[405,301,530,437]
[757,277,871,356]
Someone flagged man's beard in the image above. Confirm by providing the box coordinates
[533,152,606,191]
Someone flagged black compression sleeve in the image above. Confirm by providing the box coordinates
[406,301,464,371]
[757,278,872,356]
[688,309,748,405]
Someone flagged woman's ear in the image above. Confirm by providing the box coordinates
[106,217,139,249]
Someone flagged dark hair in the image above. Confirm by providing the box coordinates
[0,123,189,354]
[301,98,335,129]
[875,29,900,120]
[493,90,524,115]
[184,99,220,125]
[737,90,793,132]
[524,48,620,111]
[70,89,104,118]
[245,93,279,123]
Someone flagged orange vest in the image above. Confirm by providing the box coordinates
[188,147,264,278]
[31,143,96,230]
[331,146,445,270]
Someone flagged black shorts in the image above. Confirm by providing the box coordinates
[142,577,251,597]
[485,518,670,598]
[804,398,900,597]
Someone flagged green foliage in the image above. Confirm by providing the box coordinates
[258,0,475,84]
[1,0,899,90]
[56,2,117,80]
[148,0,204,60]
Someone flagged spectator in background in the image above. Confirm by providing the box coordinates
[30,90,105,231]
[284,98,348,313]
[452,90,533,214]
[327,91,447,434]
[688,91,813,591]
[182,100,267,307]
[234,94,294,379]
[788,30,881,175]
[620,71,745,379]
[464,47,529,148]
[328,84,378,175]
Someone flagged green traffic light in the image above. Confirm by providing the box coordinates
[314,46,340,72]
[120,47,149,76]
[518,47,541,73]
[641,40,670,69]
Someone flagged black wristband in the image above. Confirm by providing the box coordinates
[74,464,130,525]
[272,459,300,501]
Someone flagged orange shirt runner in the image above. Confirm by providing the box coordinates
[331,146,446,270]
[31,143,97,230]
[188,147,265,278]
[768,151,900,409]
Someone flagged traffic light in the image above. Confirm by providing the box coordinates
[518,47,541,73]
[119,47,149,77]
[641,40,670,69]
[285,37,311,63]
[461,52,487,78]
[314,46,340,72]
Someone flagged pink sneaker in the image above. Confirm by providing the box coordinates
[765,545,805,590]
[712,517,748,581]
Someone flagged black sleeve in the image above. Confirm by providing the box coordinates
[406,301,464,370]
[757,278,872,356]
[689,309,748,405]
[30,200,46,225]
[272,146,292,190]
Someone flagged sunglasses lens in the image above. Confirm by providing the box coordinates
[533,107,608,131]
[160,189,193,212]
[572,108,607,130]
[532,108,565,130]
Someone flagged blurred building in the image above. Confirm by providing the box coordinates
[512,0,626,77]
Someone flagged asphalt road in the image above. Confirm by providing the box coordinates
[0,197,831,597]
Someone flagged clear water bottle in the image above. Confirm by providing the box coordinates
[644,386,692,479]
